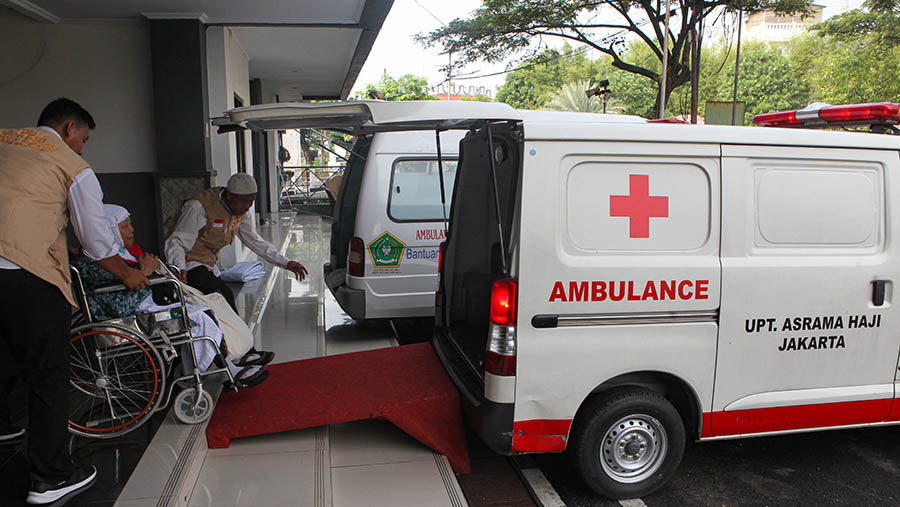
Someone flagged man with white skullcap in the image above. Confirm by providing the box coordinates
[165,173,308,313]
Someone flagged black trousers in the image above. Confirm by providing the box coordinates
[187,266,237,312]
[0,269,73,481]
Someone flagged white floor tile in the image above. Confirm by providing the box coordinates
[114,497,166,507]
[330,420,434,468]
[207,427,319,457]
[116,439,187,500]
[188,451,318,507]
[331,460,458,507]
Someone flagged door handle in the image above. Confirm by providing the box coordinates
[872,280,887,307]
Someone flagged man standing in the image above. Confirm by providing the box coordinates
[165,173,308,311]
[0,98,149,504]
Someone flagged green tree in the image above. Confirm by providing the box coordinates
[702,41,809,124]
[546,80,604,112]
[802,0,900,104]
[495,45,607,109]
[417,0,811,118]
[356,74,438,101]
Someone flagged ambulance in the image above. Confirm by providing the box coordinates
[214,101,900,499]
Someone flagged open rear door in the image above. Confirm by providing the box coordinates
[211,100,522,134]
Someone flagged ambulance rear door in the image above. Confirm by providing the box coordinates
[713,145,900,436]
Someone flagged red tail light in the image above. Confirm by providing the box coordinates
[490,279,517,325]
[348,237,365,277]
[438,241,446,273]
[487,278,518,377]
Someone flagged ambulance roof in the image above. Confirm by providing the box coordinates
[522,121,900,151]
[212,100,645,133]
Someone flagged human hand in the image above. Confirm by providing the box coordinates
[286,261,308,281]
[122,267,150,290]
[178,269,188,283]
[138,253,160,276]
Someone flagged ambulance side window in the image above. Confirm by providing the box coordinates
[756,168,881,248]
[388,158,458,222]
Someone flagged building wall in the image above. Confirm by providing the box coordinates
[207,26,256,265]
[0,11,156,175]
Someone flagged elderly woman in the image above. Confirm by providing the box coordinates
[72,205,269,388]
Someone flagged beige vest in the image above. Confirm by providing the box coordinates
[184,187,243,267]
[0,128,90,306]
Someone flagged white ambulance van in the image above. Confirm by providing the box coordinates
[325,129,464,320]
[432,101,900,499]
[215,101,900,499]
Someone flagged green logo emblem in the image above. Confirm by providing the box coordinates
[368,232,406,268]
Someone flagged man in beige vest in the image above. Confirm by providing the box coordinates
[0,98,150,505]
[165,172,308,317]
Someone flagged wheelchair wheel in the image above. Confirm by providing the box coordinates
[68,324,165,439]
[173,387,214,425]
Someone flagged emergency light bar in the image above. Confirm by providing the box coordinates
[647,118,689,124]
[753,102,900,128]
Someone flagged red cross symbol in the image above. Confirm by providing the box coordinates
[609,174,668,238]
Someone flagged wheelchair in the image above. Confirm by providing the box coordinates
[67,265,237,439]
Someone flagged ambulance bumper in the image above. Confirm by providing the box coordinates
[324,264,366,320]
[432,329,515,455]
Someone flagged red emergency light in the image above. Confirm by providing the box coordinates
[753,103,900,128]
[648,118,689,124]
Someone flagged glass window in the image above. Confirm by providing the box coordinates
[389,158,458,221]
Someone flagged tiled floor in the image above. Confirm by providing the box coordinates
[177,213,466,506]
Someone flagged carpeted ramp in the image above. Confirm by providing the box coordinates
[206,342,471,474]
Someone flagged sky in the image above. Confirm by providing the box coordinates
[349,0,867,99]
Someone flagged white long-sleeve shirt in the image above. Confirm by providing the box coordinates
[0,127,118,270]
[165,198,289,275]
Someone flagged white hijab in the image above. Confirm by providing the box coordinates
[104,204,137,263]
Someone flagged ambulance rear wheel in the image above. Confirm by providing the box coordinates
[569,388,685,500]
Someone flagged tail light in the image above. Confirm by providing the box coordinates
[348,237,365,277]
[486,279,517,376]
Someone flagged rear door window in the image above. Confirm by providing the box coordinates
[388,158,458,222]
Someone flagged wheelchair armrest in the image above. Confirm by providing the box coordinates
[89,274,175,294]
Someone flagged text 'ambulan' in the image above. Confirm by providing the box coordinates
[549,279,710,302]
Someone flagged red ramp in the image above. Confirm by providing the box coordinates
[206,342,471,474]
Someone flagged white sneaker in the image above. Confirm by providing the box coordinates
[25,465,97,505]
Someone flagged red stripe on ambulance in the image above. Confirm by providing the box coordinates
[511,419,573,452]
[549,279,709,302]
[702,398,893,437]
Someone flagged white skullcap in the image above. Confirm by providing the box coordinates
[227,173,258,195]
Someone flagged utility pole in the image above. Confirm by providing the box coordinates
[731,8,743,126]
[659,0,672,119]
[447,51,452,101]
[690,24,700,124]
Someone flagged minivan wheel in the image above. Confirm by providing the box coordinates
[569,388,685,500]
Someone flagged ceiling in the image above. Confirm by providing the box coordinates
[4,0,394,99]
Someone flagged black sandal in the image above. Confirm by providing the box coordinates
[236,349,275,367]
[232,365,269,389]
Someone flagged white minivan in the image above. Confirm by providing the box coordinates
[324,129,464,320]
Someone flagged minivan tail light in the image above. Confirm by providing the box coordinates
[438,241,446,273]
[486,279,517,377]
[490,279,517,325]
[348,237,365,277]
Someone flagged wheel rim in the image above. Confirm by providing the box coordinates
[599,414,667,484]
[68,329,160,437]
[175,389,211,424]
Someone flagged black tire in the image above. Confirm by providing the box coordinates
[568,388,685,499]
